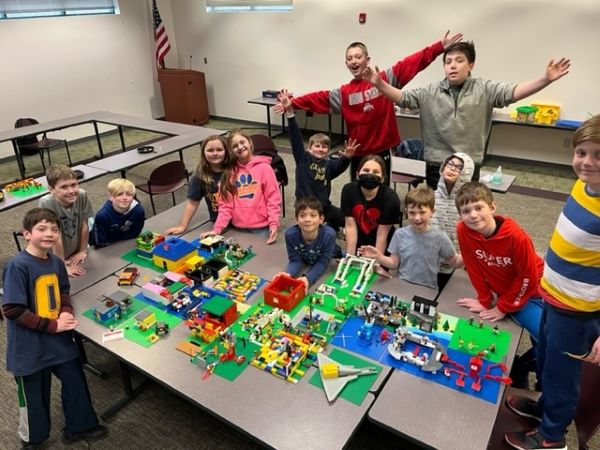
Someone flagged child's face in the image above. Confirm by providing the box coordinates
[109,190,135,214]
[345,46,369,80]
[49,177,79,207]
[459,200,497,237]
[296,207,324,234]
[308,141,329,160]
[573,141,600,193]
[444,51,474,86]
[442,158,464,183]
[406,204,434,232]
[230,134,252,164]
[204,139,226,169]
[358,160,384,180]
[23,219,59,253]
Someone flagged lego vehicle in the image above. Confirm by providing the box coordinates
[118,267,139,286]
[155,321,170,336]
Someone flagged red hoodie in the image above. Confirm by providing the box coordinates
[291,41,444,158]
[457,216,544,313]
[213,155,281,234]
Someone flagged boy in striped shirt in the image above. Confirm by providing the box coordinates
[505,115,600,450]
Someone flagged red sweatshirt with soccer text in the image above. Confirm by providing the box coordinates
[457,216,544,313]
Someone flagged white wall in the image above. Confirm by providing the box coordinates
[171,0,600,166]
[0,0,179,158]
[2,1,598,165]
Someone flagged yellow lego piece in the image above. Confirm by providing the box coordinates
[321,363,340,379]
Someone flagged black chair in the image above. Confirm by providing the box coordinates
[135,160,189,215]
[15,118,73,172]
[250,134,289,217]
[13,231,25,252]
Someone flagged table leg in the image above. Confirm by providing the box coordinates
[266,105,273,137]
[92,121,104,158]
[12,140,26,179]
[75,333,108,379]
[100,361,148,420]
[118,125,126,152]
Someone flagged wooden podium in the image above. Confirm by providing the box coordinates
[158,69,209,125]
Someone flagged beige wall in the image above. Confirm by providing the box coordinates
[2,0,598,165]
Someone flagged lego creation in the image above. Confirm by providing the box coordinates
[118,305,182,348]
[152,237,196,272]
[199,234,225,253]
[331,291,512,403]
[135,231,165,260]
[309,349,382,406]
[84,291,146,328]
[4,178,46,198]
[316,352,377,402]
[118,267,139,286]
[203,268,263,303]
[250,329,325,384]
[141,271,193,306]
[333,254,376,297]
[263,274,306,311]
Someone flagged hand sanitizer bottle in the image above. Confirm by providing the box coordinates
[492,166,503,185]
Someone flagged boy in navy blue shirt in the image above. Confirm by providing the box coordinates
[279,89,358,230]
[90,178,145,247]
[282,197,338,288]
[2,208,106,448]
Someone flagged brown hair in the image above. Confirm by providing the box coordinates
[195,135,233,186]
[308,133,330,150]
[295,196,324,218]
[220,129,254,201]
[45,164,76,188]
[455,181,494,210]
[405,186,435,210]
[443,41,476,64]
[346,42,369,57]
[356,154,388,184]
[22,207,60,232]
[573,114,600,147]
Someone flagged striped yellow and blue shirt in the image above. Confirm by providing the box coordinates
[541,179,600,312]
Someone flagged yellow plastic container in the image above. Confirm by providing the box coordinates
[516,106,538,123]
[532,103,560,125]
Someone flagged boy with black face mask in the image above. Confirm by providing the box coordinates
[341,154,401,256]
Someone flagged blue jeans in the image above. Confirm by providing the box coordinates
[537,303,600,441]
[510,296,544,342]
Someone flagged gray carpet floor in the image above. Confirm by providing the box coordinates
[0,118,594,449]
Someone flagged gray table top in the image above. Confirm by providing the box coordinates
[85,127,225,173]
[73,225,381,450]
[368,268,522,450]
[0,111,102,142]
[69,202,210,295]
[0,164,107,212]
[479,170,516,193]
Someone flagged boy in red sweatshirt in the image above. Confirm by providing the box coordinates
[455,181,544,386]
[273,31,463,180]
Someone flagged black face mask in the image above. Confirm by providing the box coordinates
[357,173,382,190]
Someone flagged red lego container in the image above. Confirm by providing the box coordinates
[263,274,306,311]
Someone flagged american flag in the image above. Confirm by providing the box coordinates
[153,0,170,68]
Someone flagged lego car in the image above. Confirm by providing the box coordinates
[118,267,140,286]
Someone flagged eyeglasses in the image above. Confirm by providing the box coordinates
[446,161,464,172]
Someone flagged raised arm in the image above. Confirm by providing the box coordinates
[165,199,200,235]
[363,65,404,103]
[512,57,571,102]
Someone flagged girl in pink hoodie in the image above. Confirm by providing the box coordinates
[207,129,281,244]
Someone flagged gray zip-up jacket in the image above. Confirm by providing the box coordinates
[398,76,516,164]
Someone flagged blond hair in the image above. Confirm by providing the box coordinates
[107,178,135,196]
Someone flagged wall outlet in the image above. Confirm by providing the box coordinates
[563,137,571,148]
[204,57,208,64]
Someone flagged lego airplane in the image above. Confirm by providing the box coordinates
[317,353,377,402]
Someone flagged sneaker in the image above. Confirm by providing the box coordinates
[505,429,566,450]
[62,424,107,444]
[506,394,542,422]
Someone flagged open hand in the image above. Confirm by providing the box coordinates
[441,30,463,49]
[67,250,87,267]
[545,57,571,82]
[66,264,86,278]
[164,225,186,236]
[479,306,506,322]
[457,297,486,313]
[272,102,285,115]
[277,89,293,110]
[362,65,381,85]
[340,138,360,158]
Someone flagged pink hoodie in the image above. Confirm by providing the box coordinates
[213,155,281,234]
